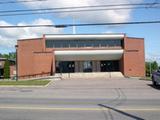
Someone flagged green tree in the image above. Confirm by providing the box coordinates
[145,62,151,77]
[145,61,159,77]
[9,52,16,59]
[152,61,158,70]
[2,54,9,59]
[3,59,10,79]
[1,53,16,59]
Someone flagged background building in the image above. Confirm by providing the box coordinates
[0,58,16,79]
[17,34,145,79]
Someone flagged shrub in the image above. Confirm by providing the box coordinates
[3,59,10,79]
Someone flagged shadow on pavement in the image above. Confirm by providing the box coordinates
[148,84,160,90]
[98,104,144,120]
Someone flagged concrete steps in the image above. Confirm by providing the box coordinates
[55,72,124,79]
[18,72,123,81]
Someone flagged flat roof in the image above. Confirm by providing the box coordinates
[45,34,125,40]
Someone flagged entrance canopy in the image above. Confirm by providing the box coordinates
[55,50,124,61]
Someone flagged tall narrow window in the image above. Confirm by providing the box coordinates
[83,61,92,72]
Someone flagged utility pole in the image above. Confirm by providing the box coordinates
[150,61,152,77]
[15,45,18,81]
[73,17,76,34]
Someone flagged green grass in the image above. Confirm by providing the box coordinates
[139,77,151,81]
[0,80,51,86]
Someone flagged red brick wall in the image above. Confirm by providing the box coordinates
[17,38,44,78]
[119,56,124,75]
[17,36,145,78]
[10,65,16,79]
[33,52,53,77]
[123,37,145,77]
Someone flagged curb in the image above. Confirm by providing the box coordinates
[0,85,45,88]
[44,80,54,87]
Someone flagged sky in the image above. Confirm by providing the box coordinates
[0,0,160,64]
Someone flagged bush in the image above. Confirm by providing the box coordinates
[3,59,10,79]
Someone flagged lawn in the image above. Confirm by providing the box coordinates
[139,77,151,81]
[0,80,51,86]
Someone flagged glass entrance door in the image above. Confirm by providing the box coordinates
[100,60,119,72]
[83,61,92,72]
[56,61,75,73]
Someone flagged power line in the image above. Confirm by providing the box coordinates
[0,0,47,4]
[0,6,159,17]
[0,2,159,13]
[0,2,159,17]
[0,20,160,28]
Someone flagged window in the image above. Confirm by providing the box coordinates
[46,39,122,48]
[83,61,92,72]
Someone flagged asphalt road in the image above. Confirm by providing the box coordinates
[0,77,160,120]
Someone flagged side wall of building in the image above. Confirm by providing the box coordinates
[123,37,145,77]
[10,65,16,79]
[17,38,54,79]
[33,52,54,77]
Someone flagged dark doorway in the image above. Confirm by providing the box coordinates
[83,61,92,72]
[56,61,75,73]
[100,60,119,72]
[0,69,4,79]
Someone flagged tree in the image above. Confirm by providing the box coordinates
[145,61,159,77]
[145,62,150,77]
[152,61,158,70]
[9,52,16,59]
[3,59,10,79]
[2,54,9,59]
[0,53,16,59]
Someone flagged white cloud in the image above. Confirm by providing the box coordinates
[104,30,113,33]
[146,53,160,65]
[20,0,143,23]
[0,18,63,48]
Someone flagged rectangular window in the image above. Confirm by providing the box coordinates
[45,39,122,48]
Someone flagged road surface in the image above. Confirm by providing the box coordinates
[0,78,160,120]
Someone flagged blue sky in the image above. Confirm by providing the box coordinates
[0,0,160,63]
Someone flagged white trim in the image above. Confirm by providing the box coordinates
[55,50,124,61]
[45,34,125,40]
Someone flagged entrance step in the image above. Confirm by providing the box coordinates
[55,72,124,79]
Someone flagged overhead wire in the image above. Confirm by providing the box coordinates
[0,20,160,28]
[0,0,47,4]
[0,3,159,17]
[0,2,160,12]
[0,1,159,28]
[0,7,159,17]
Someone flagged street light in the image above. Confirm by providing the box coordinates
[15,45,18,81]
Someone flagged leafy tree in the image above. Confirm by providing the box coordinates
[152,61,158,70]
[145,61,159,77]
[3,59,10,79]
[2,54,9,59]
[9,52,16,59]
[0,53,16,59]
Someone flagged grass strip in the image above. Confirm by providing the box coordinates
[0,80,50,86]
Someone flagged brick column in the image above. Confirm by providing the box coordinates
[97,61,101,72]
[75,61,79,72]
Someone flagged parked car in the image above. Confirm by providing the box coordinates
[152,68,160,86]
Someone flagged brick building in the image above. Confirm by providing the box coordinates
[16,34,145,79]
